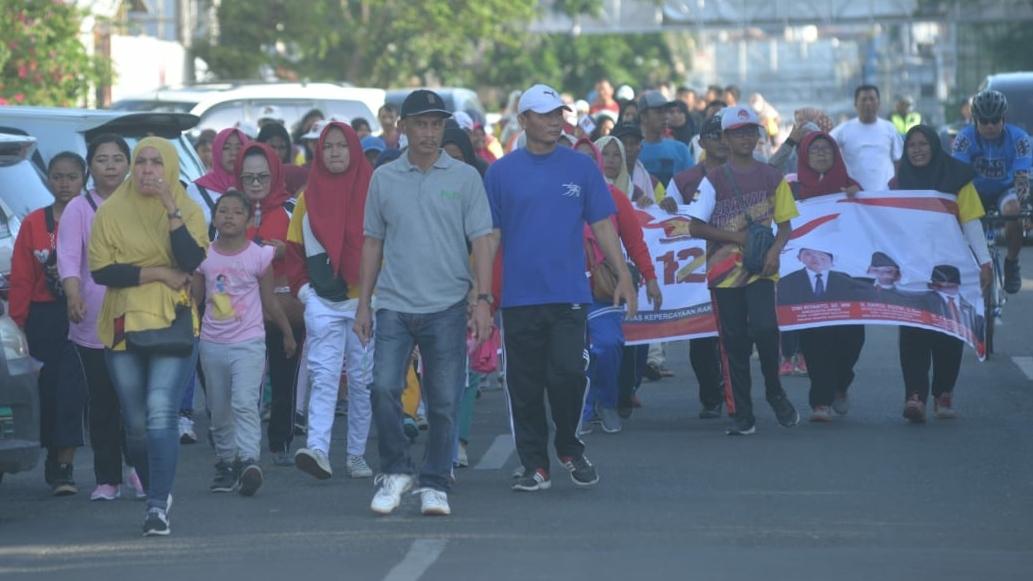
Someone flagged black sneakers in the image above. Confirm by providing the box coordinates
[699,403,723,420]
[238,460,264,497]
[51,462,77,496]
[726,417,756,436]
[210,461,238,493]
[769,394,801,428]
[560,455,599,487]
[512,467,552,491]
[142,508,169,536]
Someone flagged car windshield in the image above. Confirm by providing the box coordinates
[110,100,197,114]
[0,160,52,219]
[199,100,380,136]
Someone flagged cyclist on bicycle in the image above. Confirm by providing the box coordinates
[951,89,1032,293]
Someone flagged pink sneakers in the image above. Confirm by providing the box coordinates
[126,468,147,500]
[90,484,120,501]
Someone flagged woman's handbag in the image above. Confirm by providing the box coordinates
[125,304,194,356]
[585,237,621,301]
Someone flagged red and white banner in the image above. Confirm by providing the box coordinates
[622,192,985,359]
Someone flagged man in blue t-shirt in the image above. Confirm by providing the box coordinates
[637,90,695,188]
[952,89,1031,293]
[485,83,637,493]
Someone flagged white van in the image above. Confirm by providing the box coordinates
[188,82,386,136]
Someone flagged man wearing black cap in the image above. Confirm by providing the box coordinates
[899,264,982,423]
[637,90,695,188]
[485,83,637,492]
[855,251,934,309]
[659,113,728,419]
[356,89,495,516]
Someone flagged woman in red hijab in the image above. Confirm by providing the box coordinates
[188,128,248,230]
[283,121,376,481]
[788,131,864,423]
[233,142,304,466]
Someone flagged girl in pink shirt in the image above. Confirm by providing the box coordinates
[193,190,296,497]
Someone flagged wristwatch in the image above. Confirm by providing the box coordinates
[475,293,494,305]
[167,208,182,220]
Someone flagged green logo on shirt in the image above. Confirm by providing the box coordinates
[440,190,460,200]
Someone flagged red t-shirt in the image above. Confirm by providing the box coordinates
[9,207,60,327]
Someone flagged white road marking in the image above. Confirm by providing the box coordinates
[474,434,515,470]
[382,539,447,581]
[1012,356,1033,381]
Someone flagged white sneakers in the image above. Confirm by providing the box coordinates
[415,488,450,516]
[370,475,451,516]
[370,474,414,514]
[295,448,333,480]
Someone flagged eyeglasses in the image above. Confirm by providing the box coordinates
[976,116,1002,126]
[701,132,722,141]
[240,173,271,185]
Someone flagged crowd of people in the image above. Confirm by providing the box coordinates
[7,77,1029,536]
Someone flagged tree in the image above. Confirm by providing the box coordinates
[0,0,113,107]
[197,0,540,87]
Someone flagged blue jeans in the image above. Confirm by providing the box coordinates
[106,341,198,509]
[370,300,468,492]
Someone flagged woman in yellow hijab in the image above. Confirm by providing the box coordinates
[89,137,208,537]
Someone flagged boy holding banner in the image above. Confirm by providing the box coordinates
[685,106,802,435]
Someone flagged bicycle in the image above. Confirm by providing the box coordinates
[980,208,1033,358]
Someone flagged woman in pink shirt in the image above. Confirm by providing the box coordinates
[58,134,144,501]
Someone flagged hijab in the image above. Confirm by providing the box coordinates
[897,125,977,194]
[667,100,695,146]
[257,123,293,164]
[234,143,292,218]
[443,125,479,166]
[195,128,249,193]
[796,131,859,199]
[89,137,208,347]
[595,135,632,197]
[305,121,373,284]
[573,137,604,168]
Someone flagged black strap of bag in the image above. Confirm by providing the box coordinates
[197,184,218,241]
[42,205,65,299]
[85,191,98,212]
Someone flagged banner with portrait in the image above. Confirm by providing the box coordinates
[621,192,985,359]
[774,190,985,359]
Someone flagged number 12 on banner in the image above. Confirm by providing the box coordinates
[655,248,707,286]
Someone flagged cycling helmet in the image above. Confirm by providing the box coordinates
[972,89,1008,120]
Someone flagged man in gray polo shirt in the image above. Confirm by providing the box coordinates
[355,89,495,517]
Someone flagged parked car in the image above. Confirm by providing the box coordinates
[385,87,486,120]
[0,107,205,184]
[0,307,40,490]
[188,82,385,137]
[0,133,52,296]
[980,72,1033,133]
[109,83,236,114]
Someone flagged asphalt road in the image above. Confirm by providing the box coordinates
[3,258,1033,581]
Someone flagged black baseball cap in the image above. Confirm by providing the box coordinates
[699,114,723,137]
[400,90,451,119]
[611,122,643,140]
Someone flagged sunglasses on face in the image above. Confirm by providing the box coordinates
[701,132,722,141]
[977,117,1002,126]
[240,173,272,184]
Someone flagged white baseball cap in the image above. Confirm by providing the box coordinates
[721,105,762,131]
[518,84,572,115]
[301,119,331,141]
[258,105,284,122]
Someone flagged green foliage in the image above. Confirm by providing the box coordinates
[195,0,682,100]
[480,33,679,102]
[0,0,113,107]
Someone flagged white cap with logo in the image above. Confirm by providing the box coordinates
[721,105,762,131]
[518,84,572,114]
